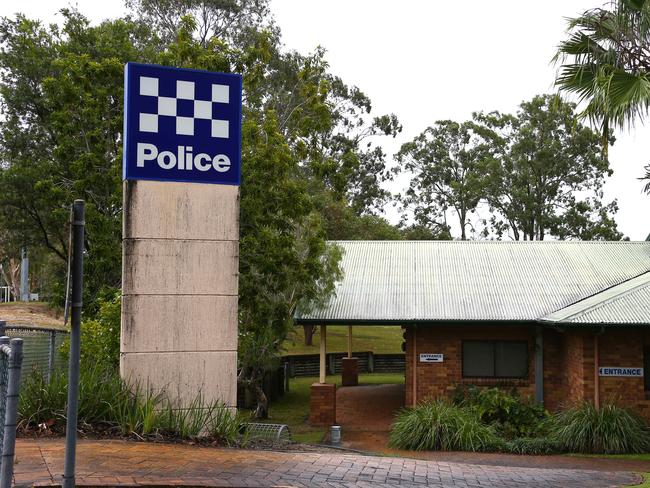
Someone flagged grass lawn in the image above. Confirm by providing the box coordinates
[283,325,402,355]
[569,453,650,461]
[0,302,65,329]
[247,372,404,443]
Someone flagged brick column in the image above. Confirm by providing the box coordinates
[309,383,336,426]
[341,357,359,386]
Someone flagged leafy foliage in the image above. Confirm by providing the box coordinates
[19,366,244,444]
[452,386,548,439]
[389,400,498,452]
[0,1,404,416]
[554,0,650,140]
[397,121,489,240]
[549,402,650,454]
[60,291,121,369]
[474,95,622,240]
[397,95,622,241]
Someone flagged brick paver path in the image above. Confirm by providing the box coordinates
[15,439,639,488]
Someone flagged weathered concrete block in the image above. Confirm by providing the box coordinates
[120,351,237,407]
[122,239,238,295]
[123,180,239,240]
[121,295,237,353]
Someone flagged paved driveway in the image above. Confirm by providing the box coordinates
[16,439,639,487]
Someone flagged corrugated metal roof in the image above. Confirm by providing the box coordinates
[542,272,650,325]
[295,241,650,324]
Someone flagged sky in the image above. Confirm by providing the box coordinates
[1,0,649,239]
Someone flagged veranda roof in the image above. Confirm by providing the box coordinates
[294,241,650,325]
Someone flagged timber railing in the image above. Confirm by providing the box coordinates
[283,351,405,377]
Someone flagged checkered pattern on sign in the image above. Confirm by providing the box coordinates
[138,76,230,138]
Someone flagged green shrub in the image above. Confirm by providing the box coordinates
[19,367,244,444]
[453,385,547,439]
[389,399,497,451]
[110,382,163,436]
[549,402,650,454]
[206,403,245,446]
[18,369,68,429]
[60,292,121,370]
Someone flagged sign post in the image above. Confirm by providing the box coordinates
[120,63,242,409]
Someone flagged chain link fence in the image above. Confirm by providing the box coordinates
[0,322,68,384]
[0,336,23,488]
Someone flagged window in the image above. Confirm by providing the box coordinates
[462,341,528,378]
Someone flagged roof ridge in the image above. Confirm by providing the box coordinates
[541,271,650,323]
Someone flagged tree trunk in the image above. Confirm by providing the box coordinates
[253,382,269,419]
[304,325,316,346]
[0,259,21,300]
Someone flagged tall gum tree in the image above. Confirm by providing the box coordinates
[475,94,622,241]
[396,120,489,240]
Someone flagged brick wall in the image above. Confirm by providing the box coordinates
[404,325,650,422]
[598,328,650,418]
[405,325,536,407]
[309,383,336,426]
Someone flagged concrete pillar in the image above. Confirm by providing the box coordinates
[120,180,238,408]
[347,325,352,358]
[319,325,327,384]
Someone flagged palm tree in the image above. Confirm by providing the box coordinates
[554,0,650,140]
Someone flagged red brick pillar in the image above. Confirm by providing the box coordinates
[341,357,359,386]
[309,383,336,426]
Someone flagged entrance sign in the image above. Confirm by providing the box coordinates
[420,353,444,363]
[599,367,643,377]
[123,63,242,185]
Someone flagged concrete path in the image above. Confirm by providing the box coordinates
[15,439,640,488]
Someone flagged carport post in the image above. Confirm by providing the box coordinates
[347,325,352,359]
[319,325,327,383]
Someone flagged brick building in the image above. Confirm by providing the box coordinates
[295,241,650,425]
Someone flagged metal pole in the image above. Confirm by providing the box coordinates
[47,330,56,384]
[20,248,29,302]
[0,338,23,488]
[63,200,84,488]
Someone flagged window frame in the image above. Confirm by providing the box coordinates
[462,340,529,379]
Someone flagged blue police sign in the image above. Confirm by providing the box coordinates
[123,63,242,185]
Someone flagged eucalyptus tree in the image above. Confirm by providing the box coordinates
[475,95,622,241]
[397,120,489,240]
